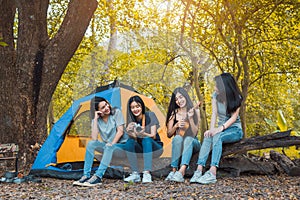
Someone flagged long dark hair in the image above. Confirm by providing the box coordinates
[90,96,114,119]
[127,95,145,125]
[165,87,198,126]
[215,73,243,115]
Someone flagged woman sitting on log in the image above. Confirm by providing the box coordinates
[165,87,201,182]
[190,72,244,184]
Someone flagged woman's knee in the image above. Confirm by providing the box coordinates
[104,144,116,154]
[86,140,99,150]
[172,135,183,145]
[183,136,194,146]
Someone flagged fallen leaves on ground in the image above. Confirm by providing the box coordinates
[0,174,299,199]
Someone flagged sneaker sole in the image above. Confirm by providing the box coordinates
[142,180,152,183]
[199,180,217,184]
[82,182,102,187]
[73,181,87,186]
[165,176,174,181]
[190,177,202,183]
[124,179,141,183]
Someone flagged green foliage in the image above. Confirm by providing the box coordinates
[50,0,300,145]
[180,0,300,137]
[277,110,287,132]
[251,110,300,158]
[123,180,134,191]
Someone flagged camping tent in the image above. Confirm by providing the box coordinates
[30,81,171,179]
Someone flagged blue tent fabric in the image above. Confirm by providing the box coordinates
[31,104,80,170]
[30,87,124,179]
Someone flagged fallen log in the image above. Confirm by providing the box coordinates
[270,150,300,176]
[222,130,300,156]
[218,155,278,177]
[98,130,300,178]
[165,130,300,178]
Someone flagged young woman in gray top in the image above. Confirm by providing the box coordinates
[73,97,128,187]
[190,73,244,184]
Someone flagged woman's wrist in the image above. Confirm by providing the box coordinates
[168,128,175,136]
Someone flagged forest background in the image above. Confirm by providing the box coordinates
[0,0,300,171]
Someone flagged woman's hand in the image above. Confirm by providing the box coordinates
[127,130,137,138]
[126,122,136,132]
[177,118,186,129]
[135,127,146,138]
[204,129,213,137]
[187,108,195,119]
[126,122,137,138]
[105,142,112,147]
[94,111,102,120]
[204,127,221,137]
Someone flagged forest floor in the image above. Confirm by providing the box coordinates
[0,174,299,199]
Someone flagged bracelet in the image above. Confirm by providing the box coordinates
[222,124,226,131]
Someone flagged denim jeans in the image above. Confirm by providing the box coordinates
[171,135,200,169]
[83,140,127,178]
[197,126,243,167]
[124,137,163,172]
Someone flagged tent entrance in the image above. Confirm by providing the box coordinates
[57,109,93,163]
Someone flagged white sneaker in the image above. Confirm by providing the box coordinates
[170,171,184,183]
[198,171,217,184]
[142,172,152,183]
[124,171,141,183]
[190,170,202,183]
[165,171,175,181]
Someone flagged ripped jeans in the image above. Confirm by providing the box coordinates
[83,140,127,178]
[171,135,200,169]
[197,126,243,167]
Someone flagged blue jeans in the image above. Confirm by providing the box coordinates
[197,126,243,167]
[171,135,200,169]
[124,137,163,172]
[83,140,127,178]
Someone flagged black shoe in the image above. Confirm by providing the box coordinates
[83,175,102,187]
[73,175,89,186]
[24,175,42,183]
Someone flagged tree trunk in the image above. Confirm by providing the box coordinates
[0,0,97,172]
